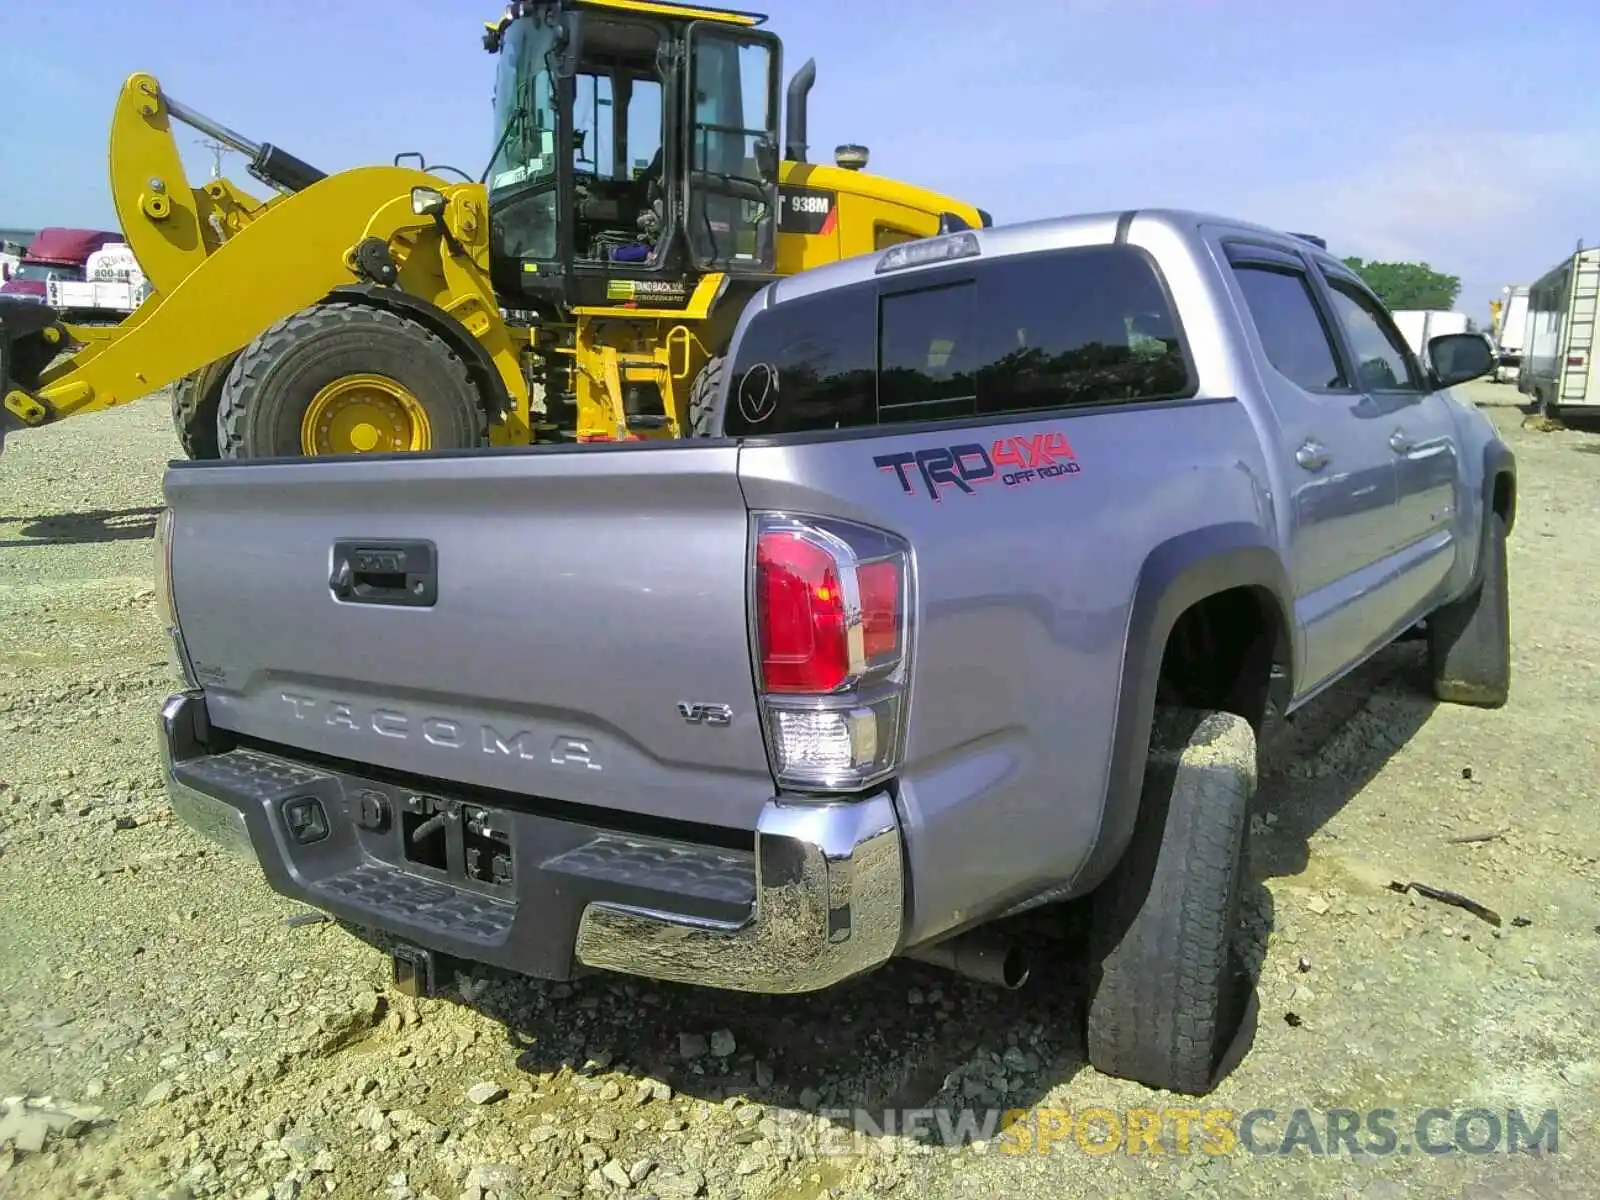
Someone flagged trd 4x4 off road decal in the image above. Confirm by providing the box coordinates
[875,432,1081,501]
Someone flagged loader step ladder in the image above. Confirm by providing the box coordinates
[1560,254,1600,402]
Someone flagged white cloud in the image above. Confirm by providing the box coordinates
[1248,127,1600,307]
[1266,129,1600,263]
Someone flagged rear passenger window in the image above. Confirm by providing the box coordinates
[723,242,1193,435]
[877,245,1192,423]
[721,284,876,436]
[877,280,981,422]
[1232,265,1347,391]
[965,246,1192,416]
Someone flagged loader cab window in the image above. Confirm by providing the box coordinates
[487,14,564,261]
[568,18,669,267]
[683,25,781,272]
[488,14,671,274]
[572,73,662,185]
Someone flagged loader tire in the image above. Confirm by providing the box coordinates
[1084,707,1256,1096]
[170,355,235,460]
[687,354,724,437]
[217,302,489,459]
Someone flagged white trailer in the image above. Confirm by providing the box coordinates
[1491,284,1529,384]
[1518,246,1600,417]
[44,243,150,322]
[1390,309,1470,368]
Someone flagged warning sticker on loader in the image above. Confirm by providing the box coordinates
[605,279,691,304]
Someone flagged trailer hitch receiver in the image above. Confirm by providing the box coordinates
[391,944,439,998]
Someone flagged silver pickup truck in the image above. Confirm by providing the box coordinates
[153,208,1514,1096]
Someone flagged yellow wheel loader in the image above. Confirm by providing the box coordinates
[0,0,989,459]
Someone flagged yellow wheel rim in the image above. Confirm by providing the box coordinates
[300,373,432,455]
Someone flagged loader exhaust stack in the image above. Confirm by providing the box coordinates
[784,58,816,164]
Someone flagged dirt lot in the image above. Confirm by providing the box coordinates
[1,379,1596,1200]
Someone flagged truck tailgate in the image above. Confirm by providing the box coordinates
[164,445,775,830]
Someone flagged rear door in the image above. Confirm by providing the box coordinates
[1218,239,1401,690]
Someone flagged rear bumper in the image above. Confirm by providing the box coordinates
[158,690,905,993]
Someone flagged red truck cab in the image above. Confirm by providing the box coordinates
[0,227,123,302]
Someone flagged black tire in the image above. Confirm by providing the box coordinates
[170,355,234,460]
[1427,510,1510,707]
[687,354,724,437]
[217,302,488,459]
[1085,707,1256,1096]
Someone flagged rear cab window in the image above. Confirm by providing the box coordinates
[722,242,1196,437]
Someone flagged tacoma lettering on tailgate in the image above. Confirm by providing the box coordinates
[279,691,542,759]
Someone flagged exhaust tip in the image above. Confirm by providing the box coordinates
[904,933,1032,990]
[1001,946,1030,990]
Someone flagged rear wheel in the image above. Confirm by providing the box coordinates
[217,302,488,459]
[1085,707,1257,1095]
[170,354,235,460]
[687,354,724,437]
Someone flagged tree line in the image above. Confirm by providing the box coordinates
[1342,257,1461,311]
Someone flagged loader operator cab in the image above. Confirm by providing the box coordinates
[483,0,782,314]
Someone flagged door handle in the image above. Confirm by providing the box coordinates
[329,539,438,607]
[1389,429,1415,454]
[1295,441,1330,471]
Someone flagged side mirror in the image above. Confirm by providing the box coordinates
[1427,331,1494,389]
[410,186,447,217]
[937,212,973,235]
[753,136,778,183]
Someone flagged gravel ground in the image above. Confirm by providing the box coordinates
[1,379,1596,1200]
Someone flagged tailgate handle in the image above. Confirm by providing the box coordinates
[330,539,437,607]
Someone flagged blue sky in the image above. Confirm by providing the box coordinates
[3,0,1594,318]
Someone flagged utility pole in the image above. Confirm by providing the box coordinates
[198,137,228,179]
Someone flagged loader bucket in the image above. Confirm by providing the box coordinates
[0,296,66,453]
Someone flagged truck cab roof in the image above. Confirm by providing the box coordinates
[754,208,1331,310]
[21,227,123,267]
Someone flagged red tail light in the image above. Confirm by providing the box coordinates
[856,560,902,662]
[755,526,905,694]
[756,531,850,693]
[750,514,912,792]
